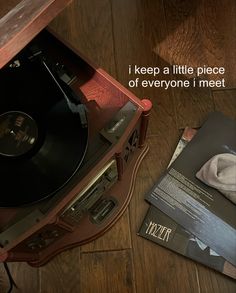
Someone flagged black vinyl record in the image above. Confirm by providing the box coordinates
[0,50,88,207]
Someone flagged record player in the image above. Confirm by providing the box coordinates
[0,2,151,267]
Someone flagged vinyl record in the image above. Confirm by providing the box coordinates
[0,50,88,207]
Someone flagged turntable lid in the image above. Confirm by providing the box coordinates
[0,0,71,69]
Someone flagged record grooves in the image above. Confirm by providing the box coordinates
[0,49,88,207]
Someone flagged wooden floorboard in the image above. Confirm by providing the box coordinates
[161,0,236,88]
[213,88,236,119]
[8,262,39,293]
[39,247,81,293]
[1,0,236,292]
[196,266,236,293]
[49,0,117,77]
[170,85,214,129]
[79,250,135,293]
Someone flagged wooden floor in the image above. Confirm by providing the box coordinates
[1,0,236,292]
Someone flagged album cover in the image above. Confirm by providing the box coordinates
[140,126,236,279]
[145,112,236,266]
[138,205,236,279]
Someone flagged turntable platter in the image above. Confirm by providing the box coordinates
[0,49,88,207]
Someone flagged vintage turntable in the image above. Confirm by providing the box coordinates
[0,30,152,267]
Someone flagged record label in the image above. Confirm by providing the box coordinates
[0,111,38,157]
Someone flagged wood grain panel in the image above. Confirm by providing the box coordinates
[110,0,167,84]
[40,247,81,293]
[162,0,236,88]
[49,0,116,76]
[160,0,216,128]
[213,89,236,119]
[0,263,13,292]
[196,266,236,293]
[171,85,214,129]
[7,262,39,293]
[0,0,21,18]
[79,250,135,293]
[0,0,71,68]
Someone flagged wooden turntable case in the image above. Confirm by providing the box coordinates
[0,0,151,266]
